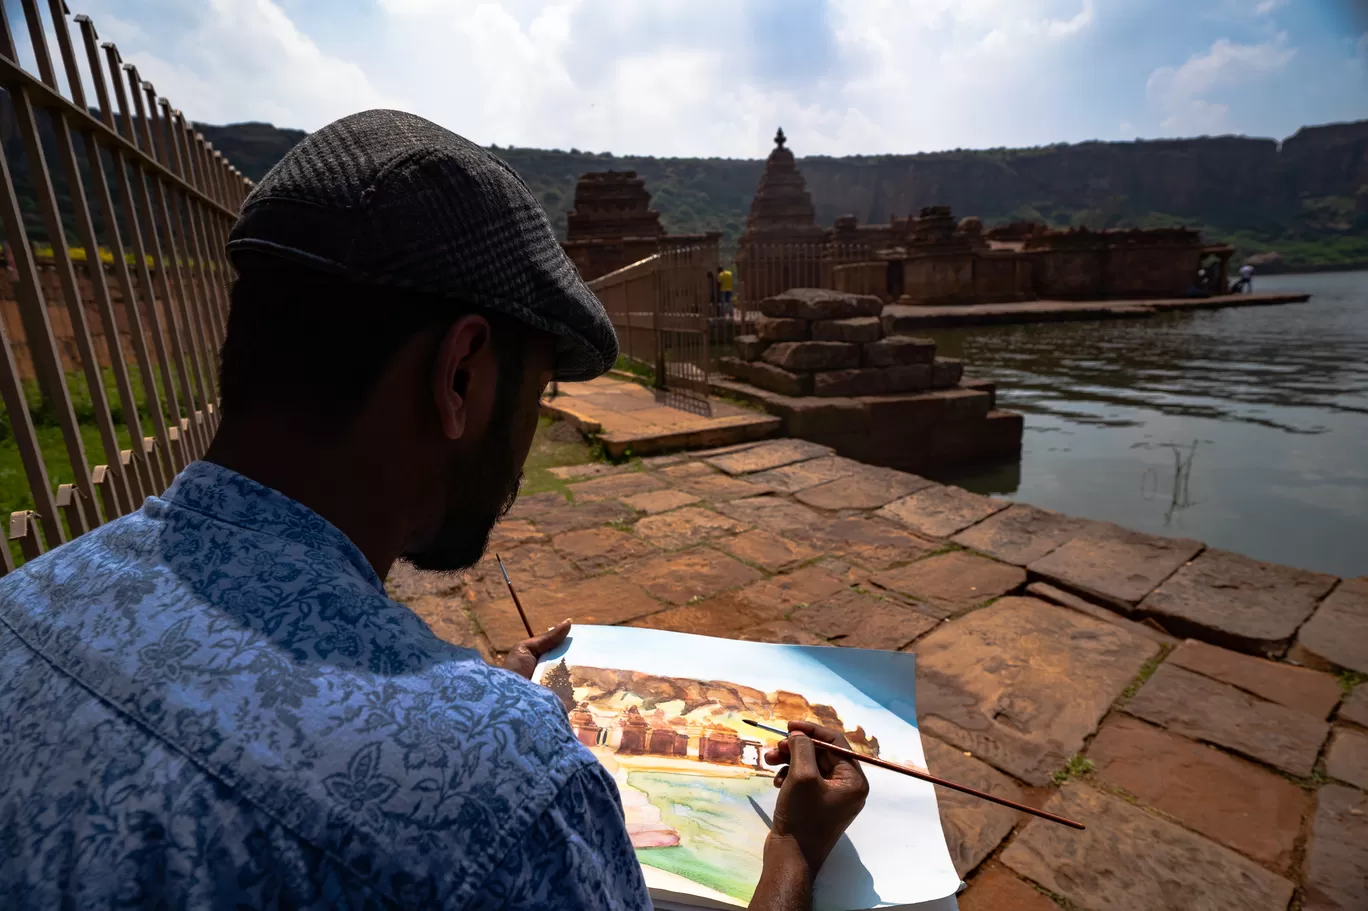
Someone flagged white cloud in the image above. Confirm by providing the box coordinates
[1146,33,1296,132]
[1254,0,1288,14]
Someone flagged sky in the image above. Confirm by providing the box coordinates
[16,0,1368,158]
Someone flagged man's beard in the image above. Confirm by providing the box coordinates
[400,430,525,573]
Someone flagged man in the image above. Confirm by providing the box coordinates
[1237,262,1254,293]
[719,265,735,316]
[0,110,866,909]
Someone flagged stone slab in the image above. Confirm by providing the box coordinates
[1087,715,1307,870]
[958,863,1057,911]
[932,357,964,388]
[872,551,1027,619]
[913,597,1159,785]
[385,560,472,602]
[550,527,657,574]
[471,575,662,652]
[719,356,813,397]
[862,336,937,367]
[720,495,829,536]
[749,455,862,493]
[1025,582,1178,647]
[1124,663,1330,777]
[620,489,701,515]
[754,316,809,341]
[626,591,789,638]
[633,506,751,550]
[407,596,493,662]
[1138,548,1338,655]
[655,460,718,479]
[763,340,861,371]
[758,288,883,320]
[627,548,763,606]
[1027,525,1204,614]
[790,589,939,651]
[813,367,895,397]
[802,516,941,571]
[671,472,776,503]
[951,503,1094,566]
[1168,638,1343,719]
[859,387,993,427]
[507,493,634,537]
[1304,784,1368,911]
[735,620,828,645]
[796,467,934,511]
[769,396,870,437]
[478,544,579,589]
[548,462,634,481]
[922,737,1025,878]
[812,316,882,342]
[1325,726,1368,791]
[719,529,823,572]
[1341,685,1368,728]
[705,439,833,476]
[1294,576,1368,674]
[1001,784,1296,911]
[735,565,849,615]
[735,335,770,360]
[878,485,1009,539]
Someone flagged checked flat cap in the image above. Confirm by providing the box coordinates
[227,109,617,381]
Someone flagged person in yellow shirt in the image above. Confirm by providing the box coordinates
[719,266,734,317]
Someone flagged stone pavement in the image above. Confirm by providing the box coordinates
[880,291,1311,330]
[388,438,1368,911]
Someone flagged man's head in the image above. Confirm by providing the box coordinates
[218,110,617,572]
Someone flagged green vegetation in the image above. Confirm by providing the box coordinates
[1337,670,1368,696]
[517,415,602,499]
[1119,648,1171,702]
[1051,755,1096,785]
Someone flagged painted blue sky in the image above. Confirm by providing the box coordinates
[23,0,1368,157]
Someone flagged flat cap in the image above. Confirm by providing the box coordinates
[227,109,617,381]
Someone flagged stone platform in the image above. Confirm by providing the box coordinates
[540,376,780,458]
[393,438,1366,911]
[881,291,1311,331]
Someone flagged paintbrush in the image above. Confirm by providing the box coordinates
[743,719,1085,831]
[495,553,536,639]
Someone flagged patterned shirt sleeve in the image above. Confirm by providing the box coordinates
[470,761,651,911]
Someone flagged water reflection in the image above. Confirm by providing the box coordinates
[933,271,1368,577]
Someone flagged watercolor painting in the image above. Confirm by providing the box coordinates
[536,626,962,911]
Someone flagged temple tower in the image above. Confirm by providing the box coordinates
[737,128,827,301]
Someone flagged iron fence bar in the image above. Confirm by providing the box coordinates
[188,126,232,337]
[175,117,229,360]
[9,511,47,562]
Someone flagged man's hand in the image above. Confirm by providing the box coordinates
[502,619,571,679]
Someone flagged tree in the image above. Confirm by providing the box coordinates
[543,659,575,712]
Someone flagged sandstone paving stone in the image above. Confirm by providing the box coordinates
[736,565,849,615]
[633,506,751,550]
[1325,726,1368,791]
[505,490,569,522]
[719,529,822,572]
[620,489,701,514]
[1001,783,1296,911]
[958,863,1058,911]
[386,560,470,602]
[706,438,833,476]
[951,503,1094,566]
[812,367,899,397]
[877,485,1009,539]
[1123,663,1330,777]
[472,574,663,651]
[656,460,717,480]
[1025,582,1178,647]
[407,596,494,662]
[1293,576,1368,674]
[862,336,937,367]
[488,519,546,550]
[1168,638,1343,719]
[1304,784,1368,911]
[569,471,666,501]
[913,597,1159,786]
[719,357,813,397]
[871,551,1027,619]
[626,591,788,638]
[749,455,862,493]
[1027,525,1203,614]
[548,462,634,481]
[763,340,861,372]
[754,316,809,341]
[720,495,829,536]
[550,527,657,574]
[482,544,580,588]
[812,316,882,342]
[1340,685,1368,728]
[509,495,634,537]
[1137,548,1338,654]
[626,548,764,606]
[790,589,938,651]
[922,737,1025,878]
[795,466,933,511]
[735,620,828,645]
[670,470,775,503]
[758,288,883,320]
[801,515,940,571]
[1086,714,1307,870]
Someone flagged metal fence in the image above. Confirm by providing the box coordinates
[734,241,886,314]
[0,1,250,571]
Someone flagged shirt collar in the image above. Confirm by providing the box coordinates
[160,460,386,594]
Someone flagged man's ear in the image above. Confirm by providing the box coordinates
[432,315,492,441]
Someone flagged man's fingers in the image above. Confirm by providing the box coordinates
[787,732,818,779]
[502,645,537,680]
[788,718,853,750]
[502,619,572,680]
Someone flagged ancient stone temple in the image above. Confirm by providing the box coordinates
[561,171,721,282]
[736,128,827,300]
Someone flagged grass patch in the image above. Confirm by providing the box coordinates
[1336,670,1367,695]
[613,355,656,385]
[1118,647,1170,702]
[1051,755,1096,786]
[518,416,603,499]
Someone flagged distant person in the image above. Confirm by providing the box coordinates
[719,265,734,316]
[1189,266,1210,298]
[0,110,866,911]
[1235,263,1254,293]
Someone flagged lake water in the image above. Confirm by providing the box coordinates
[933,270,1368,579]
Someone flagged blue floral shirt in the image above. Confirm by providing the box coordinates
[0,461,649,910]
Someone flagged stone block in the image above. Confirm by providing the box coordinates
[1124,663,1330,777]
[790,589,938,651]
[569,471,665,501]
[812,367,891,397]
[796,467,934,511]
[872,551,1026,618]
[633,506,751,550]
[735,620,828,645]
[958,863,1057,911]
[750,455,863,493]
[812,316,883,342]
[932,356,964,388]
[758,288,883,320]
[734,335,770,361]
[1325,726,1368,791]
[923,737,1026,878]
[862,335,937,367]
[1087,715,1307,870]
[720,494,829,535]
[472,575,661,652]
[719,356,813,397]
[754,316,809,342]
[878,484,1009,539]
[1027,525,1204,614]
[1138,548,1338,655]
[861,388,993,427]
[1167,638,1343,718]
[771,397,869,437]
[959,377,997,409]
[884,364,936,393]
[1340,685,1368,728]
[763,341,861,371]
[620,489,701,515]
[735,565,848,614]
[548,462,635,481]
[551,527,658,573]
[705,438,833,476]
[926,411,1024,465]
[626,547,763,606]
[1293,576,1368,674]
[720,529,822,572]
[914,597,1160,785]
[798,516,938,572]
[951,503,1094,566]
[1304,785,1368,911]
[1026,582,1178,646]
[1000,785,1295,911]
[627,591,787,638]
